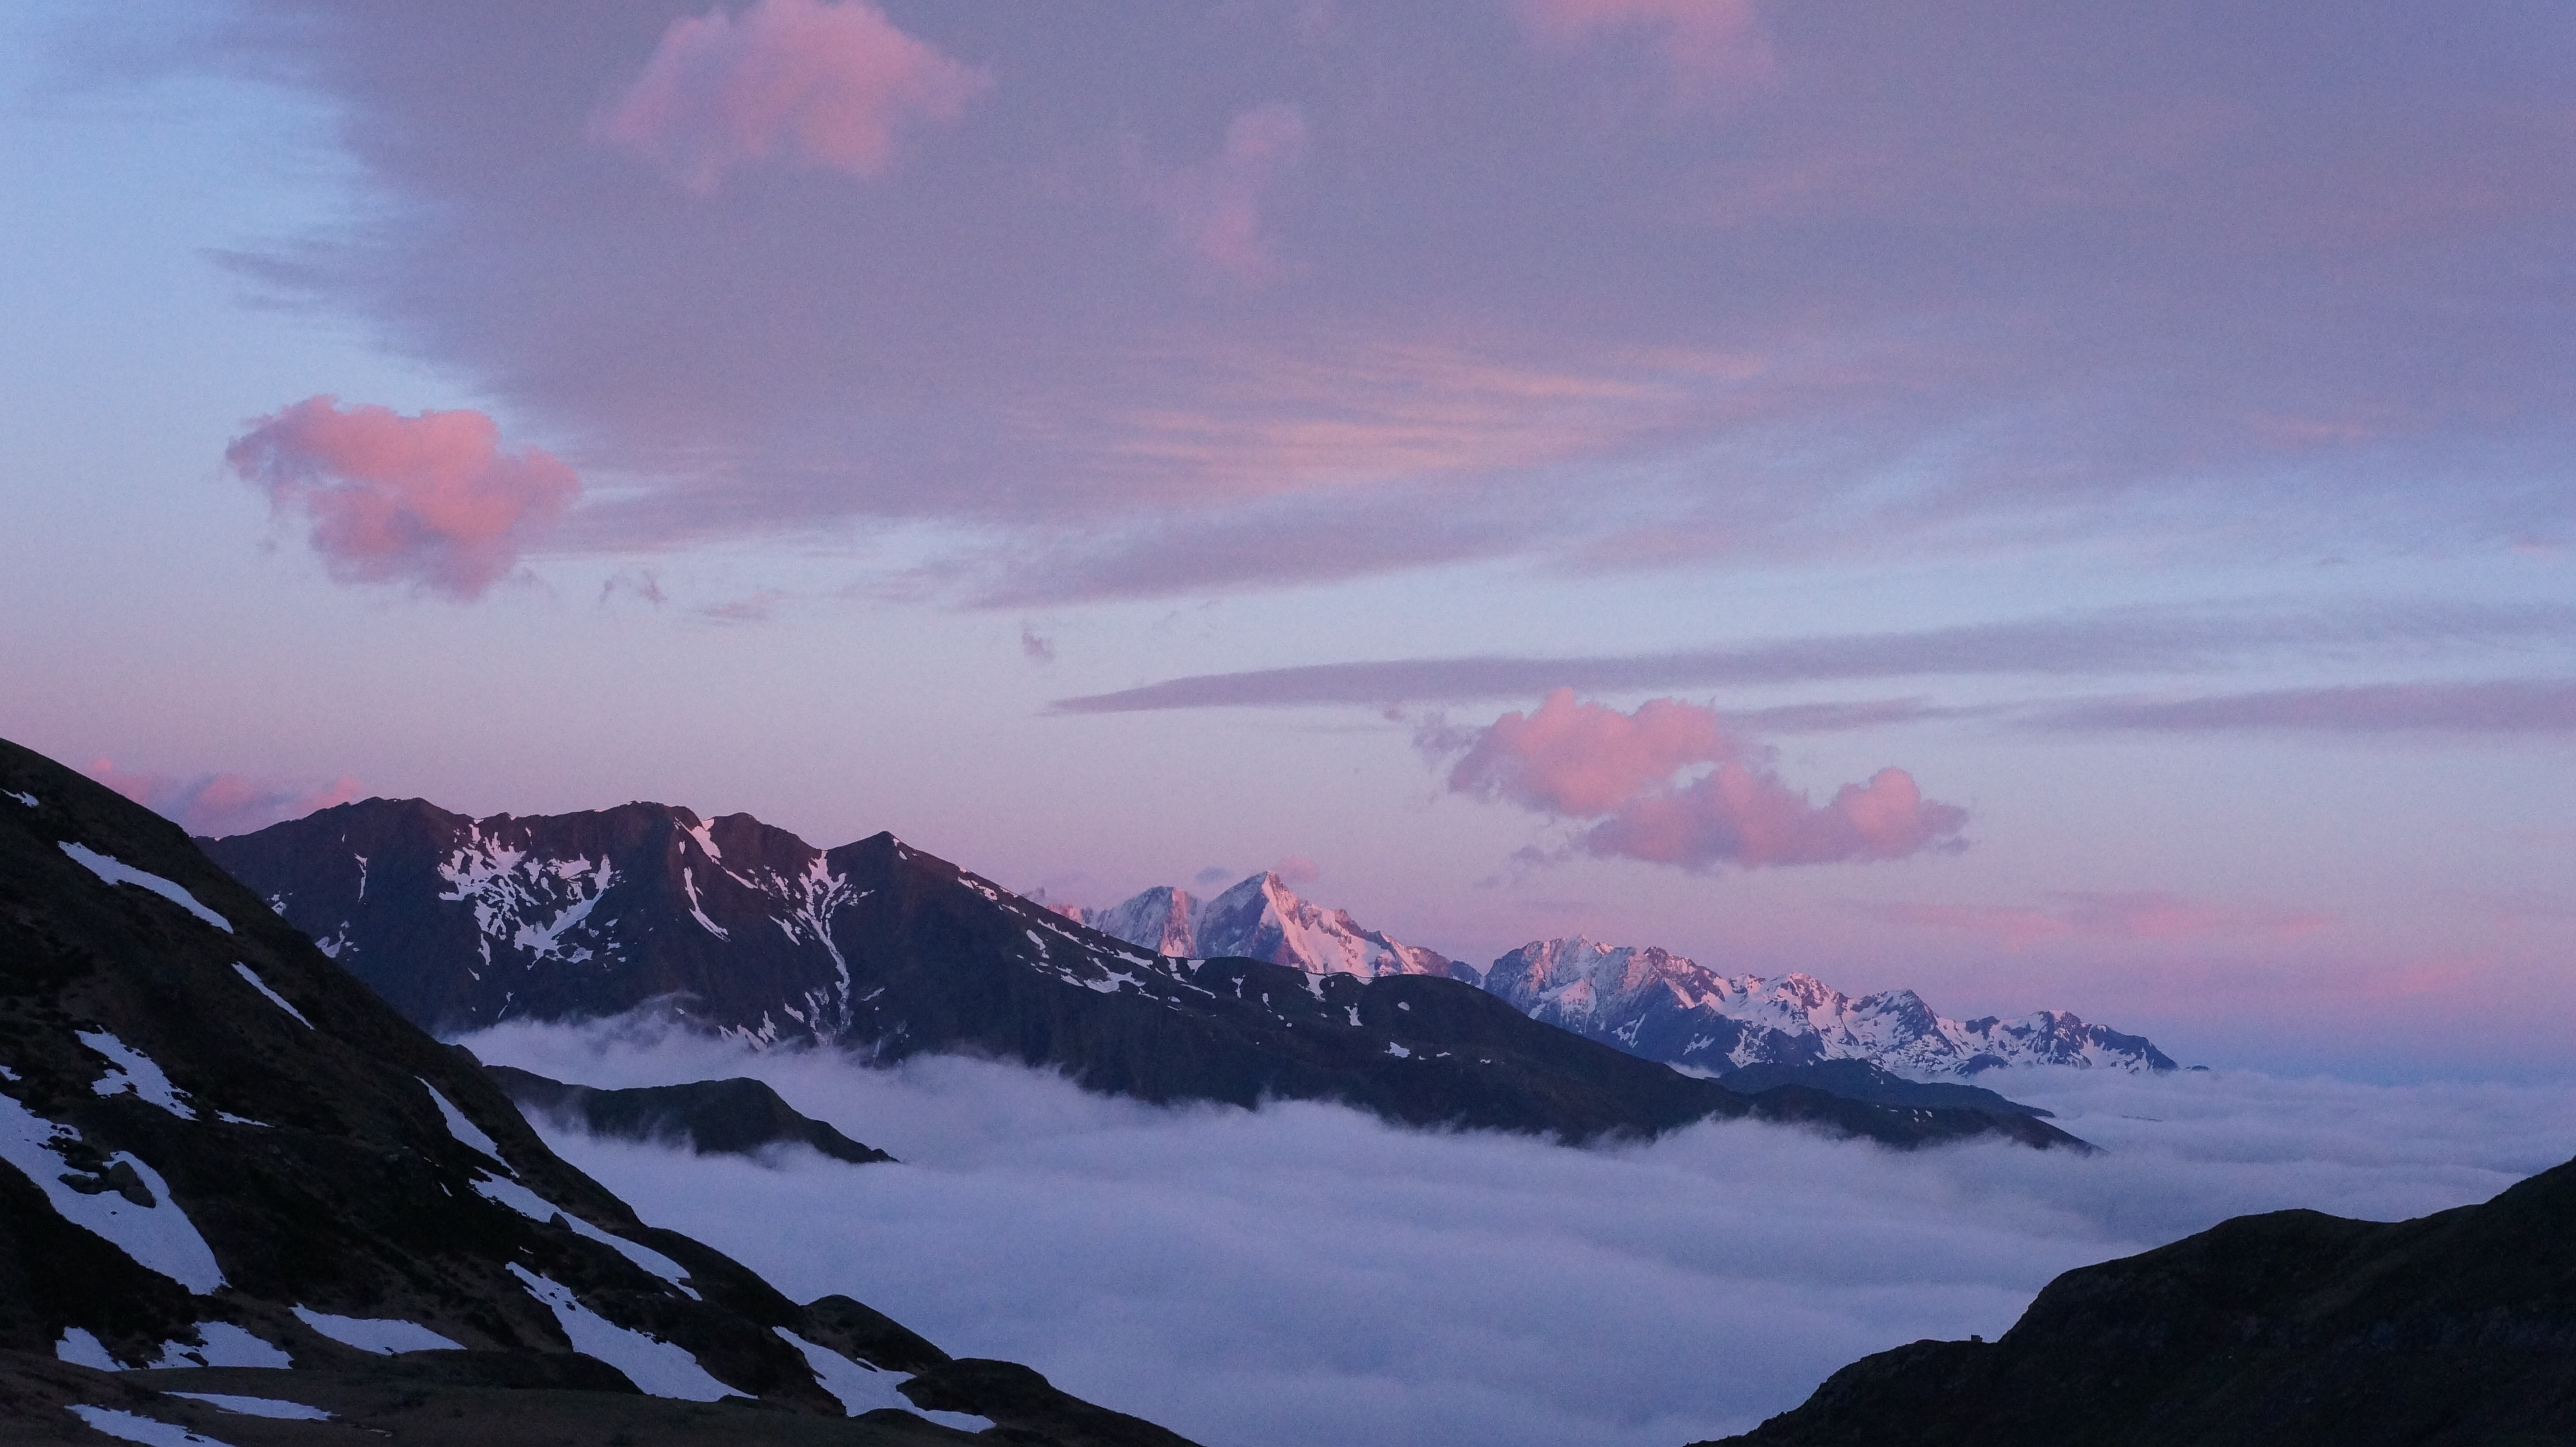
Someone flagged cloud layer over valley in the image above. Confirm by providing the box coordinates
[461,1021,2576,1447]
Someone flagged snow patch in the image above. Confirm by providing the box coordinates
[59,843,231,933]
[78,1031,196,1119]
[164,1395,330,1422]
[7,789,35,807]
[63,1406,234,1447]
[0,1094,223,1292]
[418,1078,502,1164]
[471,1172,698,1298]
[58,1327,121,1370]
[229,964,313,1029]
[290,1306,461,1354]
[774,1327,915,1415]
[1386,1042,1412,1059]
[507,1265,736,1401]
[151,1323,293,1369]
[681,868,731,940]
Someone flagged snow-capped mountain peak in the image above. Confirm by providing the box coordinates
[1483,936,2175,1079]
[1078,873,1475,981]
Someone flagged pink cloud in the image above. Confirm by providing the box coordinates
[226,396,580,600]
[593,0,989,193]
[89,759,360,839]
[1151,102,1309,284]
[1517,0,1774,100]
[1441,689,1965,870]
[1875,891,2335,948]
[1271,855,1321,886]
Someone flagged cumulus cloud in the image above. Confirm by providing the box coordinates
[1517,0,1774,99]
[1873,892,2336,950]
[592,0,989,193]
[87,758,359,838]
[224,396,580,600]
[1436,689,1965,870]
[1149,102,1310,285]
[456,1020,2576,1447]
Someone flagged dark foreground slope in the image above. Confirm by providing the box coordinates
[207,800,2083,1151]
[1701,1155,2576,1447]
[0,737,1195,1445]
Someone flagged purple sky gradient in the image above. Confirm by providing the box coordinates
[3,0,2572,1076]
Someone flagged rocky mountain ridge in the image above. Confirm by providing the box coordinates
[1076,872,1473,980]
[0,735,1198,1443]
[1483,936,2177,1079]
[1701,1147,2576,1446]
[204,798,2085,1151]
[1073,883,2177,1081]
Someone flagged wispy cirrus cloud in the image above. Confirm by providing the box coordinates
[225,396,579,600]
[1872,893,2335,951]
[1433,690,1965,870]
[1049,601,2576,712]
[592,0,989,193]
[2035,678,2576,736]
[88,759,360,839]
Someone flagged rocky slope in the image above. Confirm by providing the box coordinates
[203,799,2083,1150]
[1079,872,1473,980]
[1485,937,2176,1080]
[0,736,1197,1445]
[1698,1151,2576,1446]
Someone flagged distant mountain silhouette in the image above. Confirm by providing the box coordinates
[484,1066,894,1165]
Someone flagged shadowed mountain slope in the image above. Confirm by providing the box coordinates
[0,737,1196,1445]
[1699,1152,2576,1447]
[206,798,2086,1151]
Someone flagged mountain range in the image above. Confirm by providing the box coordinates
[26,746,2571,1445]
[201,797,2080,1151]
[0,735,1196,1443]
[1073,880,2176,1082]
[1479,937,2176,1078]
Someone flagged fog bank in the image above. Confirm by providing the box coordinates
[460,1021,2576,1447]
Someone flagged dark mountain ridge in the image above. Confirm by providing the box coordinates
[0,736,1195,1444]
[205,797,2087,1151]
[1701,1151,2576,1446]
[485,1065,895,1165]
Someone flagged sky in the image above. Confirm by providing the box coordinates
[465,1020,2576,1447]
[4,0,2574,1076]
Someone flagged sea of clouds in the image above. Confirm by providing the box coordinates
[458,1019,2576,1447]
